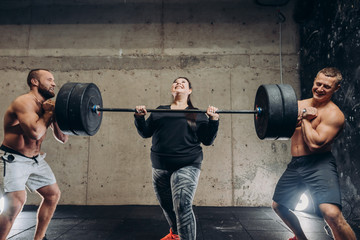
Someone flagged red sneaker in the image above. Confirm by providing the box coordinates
[161,229,180,240]
[288,237,297,240]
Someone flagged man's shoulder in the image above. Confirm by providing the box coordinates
[330,101,344,117]
[322,102,345,125]
[299,98,312,103]
[298,98,312,107]
[13,93,31,102]
[11,93,35,112]
[324,101,343,114]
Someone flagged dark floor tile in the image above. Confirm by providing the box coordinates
[10,218,36,230]
[14,211,37,219]
[7,230,35,240]
[53,205,164,220]
[122,205,165,220]
[108,218,169,240]
[47,218,85,229]
[232,207,274,220]
[198,218,251,240]
[72,219,125,230]
[195,206,238,220]
[5,205,344,240]
[201,230,252,240]
[298,218,329,233]
[240,218,289,231]
[52,205,101,219]
[198,218,245,232]
[248,230,294,240]
[305,232,333,240]
[55,230,113,240]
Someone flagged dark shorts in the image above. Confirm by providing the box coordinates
[273,152,341,210]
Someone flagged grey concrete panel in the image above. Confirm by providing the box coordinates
[0,0,300,206]
[230,67,298,206]
[86,70,161,205]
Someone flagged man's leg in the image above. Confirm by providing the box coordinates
[319,203,356,240]
[272,201,308,240]
[34,183,61,240]
[0,190,27,240]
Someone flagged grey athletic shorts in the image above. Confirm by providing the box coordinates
[1,151,56,193]
[273,152,341,210]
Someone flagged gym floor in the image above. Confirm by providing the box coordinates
[6,205,336,240]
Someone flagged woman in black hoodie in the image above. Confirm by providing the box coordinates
[134,77,219,240]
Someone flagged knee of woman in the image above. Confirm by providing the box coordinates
[158,201,173,213]
[174,196,192,215]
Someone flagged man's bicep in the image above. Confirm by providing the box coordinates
[315,118,343,145]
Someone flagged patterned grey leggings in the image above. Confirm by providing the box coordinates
[152,166,200,240]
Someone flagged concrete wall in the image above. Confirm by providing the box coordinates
[0,0,300,206]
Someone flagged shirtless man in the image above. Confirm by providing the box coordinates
[272,67,356,240]
[0,69,68,240]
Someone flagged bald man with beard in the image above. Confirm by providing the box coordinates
[0,69,68,240]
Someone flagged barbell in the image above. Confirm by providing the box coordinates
[54,82,298,140]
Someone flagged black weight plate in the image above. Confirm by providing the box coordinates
[80,83,103,136]
[276,84,298,139]
[68,83,103,136]
[55,82,78,135]
[254,84,284,140]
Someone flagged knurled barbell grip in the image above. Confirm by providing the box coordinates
[92,105,261,115]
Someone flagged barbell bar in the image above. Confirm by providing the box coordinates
[55,82,298,140]
[92,106,260,114]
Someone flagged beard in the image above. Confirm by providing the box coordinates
[38,83,55,99]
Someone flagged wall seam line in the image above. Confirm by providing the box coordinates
[230,71,235,206]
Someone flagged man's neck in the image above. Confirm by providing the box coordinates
[29,90,45,104]
[311,97,332,108]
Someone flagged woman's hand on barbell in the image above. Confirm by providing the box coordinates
[207,105,219,121]
[135,105,147,116]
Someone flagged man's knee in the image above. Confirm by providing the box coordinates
[46,189,61,204]
[272,201,279,211]
[3,197,26,221]
[38,185,61,204]
[272,201,285,213]
[320,204,343,226]
[41,190,61,207]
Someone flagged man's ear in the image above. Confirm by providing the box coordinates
[335,84,340,92]
[30,78,39,87]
